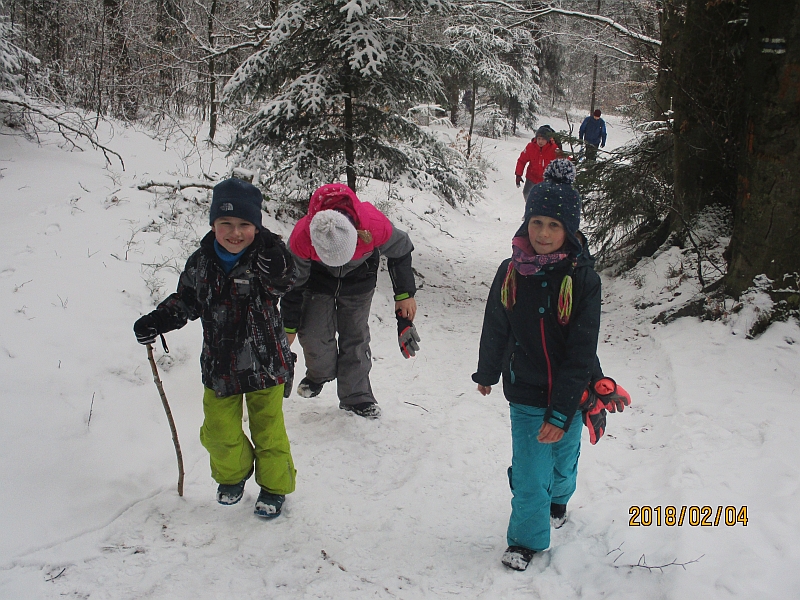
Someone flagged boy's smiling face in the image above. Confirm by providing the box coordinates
[212,216,257,253]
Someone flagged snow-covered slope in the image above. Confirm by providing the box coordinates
[0,115,797,599]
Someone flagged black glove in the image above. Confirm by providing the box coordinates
[256,243,288,278]
[134,313,160,345]
[515,175,523,188]
[283,352,297,398]
[396,311,421,358]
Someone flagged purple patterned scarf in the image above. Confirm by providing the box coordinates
[511,235,568,275]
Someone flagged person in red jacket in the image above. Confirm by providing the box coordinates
[515,125,560,201]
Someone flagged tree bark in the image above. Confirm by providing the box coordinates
[725,0,800,295]
[670,0,745,223]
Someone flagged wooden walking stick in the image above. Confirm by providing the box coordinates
[146,339,185,496]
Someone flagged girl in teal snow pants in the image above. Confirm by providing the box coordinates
[507,404,582,552]
[472,159,602,571]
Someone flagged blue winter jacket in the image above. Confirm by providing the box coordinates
[579,116,607,147]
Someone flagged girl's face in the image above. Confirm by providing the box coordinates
[528,215,566,255]
[212,216,257,253]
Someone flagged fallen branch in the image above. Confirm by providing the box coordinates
[137,180,216,192]
[621,553,704,572]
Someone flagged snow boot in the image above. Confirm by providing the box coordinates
[550,502,568,529]
[216,466,254,505]
[502,546,536,571]
[297,377,324,398]
[339,402,381,419]
[254,489,285,519]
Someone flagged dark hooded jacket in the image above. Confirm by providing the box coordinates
[151,229,296,397]
[472,235,601,432]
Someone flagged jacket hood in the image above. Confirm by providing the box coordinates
[308,184,361,227]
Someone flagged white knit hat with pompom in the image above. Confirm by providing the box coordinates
[309,210,358,267]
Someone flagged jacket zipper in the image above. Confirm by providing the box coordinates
[540,318,553,405]
[335,266,343,297]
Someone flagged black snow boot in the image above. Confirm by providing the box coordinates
[254,489,285,519]
[216,466,254,505]
[502,546,536,571]
[339,402,381,419]
[550,502,568,529]
[296,377,324,398]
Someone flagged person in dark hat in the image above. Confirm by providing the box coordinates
[579,109,607,161]
[473,158,602,571]
[133,177,297,520]
[514,124,561,201]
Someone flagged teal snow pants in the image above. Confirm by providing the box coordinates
[200,386,296,495]
[507,403,582,551]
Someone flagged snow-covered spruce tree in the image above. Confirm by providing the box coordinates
[445,18,540,144]
[223,0,484,207]
[0,11,39,126]
[0,13,37,96]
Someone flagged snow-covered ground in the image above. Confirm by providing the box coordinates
[1,114,798,599]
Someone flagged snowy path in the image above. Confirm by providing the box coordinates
[1,119,799,599]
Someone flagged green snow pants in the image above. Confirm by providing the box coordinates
[200,386,296,495]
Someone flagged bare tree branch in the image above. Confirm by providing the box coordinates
[0,96,125,169]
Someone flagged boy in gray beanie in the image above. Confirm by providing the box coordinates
[133,177,298,520]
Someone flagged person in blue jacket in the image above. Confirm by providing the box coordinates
[472,158,601,571]
[579,109,607,161]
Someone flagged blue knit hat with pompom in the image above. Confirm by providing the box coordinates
[520,158,582,252]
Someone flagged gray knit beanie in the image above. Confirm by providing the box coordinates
[209,178,263,228]
[309,210,358,267]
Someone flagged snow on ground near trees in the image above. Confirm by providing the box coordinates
[0,115,798,599]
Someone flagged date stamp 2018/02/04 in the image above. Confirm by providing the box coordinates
[629,506,748,527]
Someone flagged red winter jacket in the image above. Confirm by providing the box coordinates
[515,140,560,184]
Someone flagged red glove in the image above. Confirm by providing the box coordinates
[593,378,631,413]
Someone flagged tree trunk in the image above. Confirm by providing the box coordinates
[208,0,218,141]
[670,0,745,224]
[104,0,136,120]
[344,91,356,191]
[724,0,800,295]
[653,0,682,122]
[467,76,477,158]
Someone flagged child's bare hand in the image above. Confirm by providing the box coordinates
[286,333,296,346]
[395,298,417,321]
[537,422,565,443]
[477,384,492,396]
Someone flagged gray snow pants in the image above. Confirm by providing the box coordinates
[297,288,376,406]
[522,178,535,202]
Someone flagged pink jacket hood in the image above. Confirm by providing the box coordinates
[290,184,393,263]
